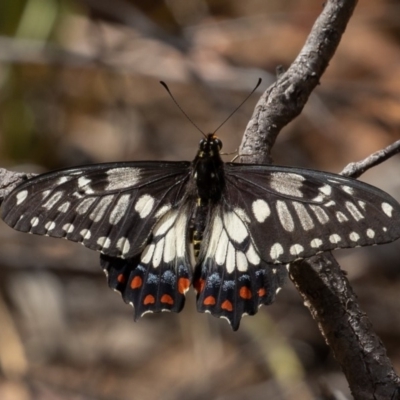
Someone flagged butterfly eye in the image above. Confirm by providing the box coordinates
[214,138,222,150]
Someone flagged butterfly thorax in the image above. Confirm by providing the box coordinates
[193,133,225,202]
[191,134,225,258]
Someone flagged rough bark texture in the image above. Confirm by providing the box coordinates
[240,0,358,165]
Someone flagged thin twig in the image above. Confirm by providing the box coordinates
[341,140,400,178]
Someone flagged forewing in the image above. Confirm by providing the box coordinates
[2,161,192,259]
[224,163,400,264]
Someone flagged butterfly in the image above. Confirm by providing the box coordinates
[2,132,400,330]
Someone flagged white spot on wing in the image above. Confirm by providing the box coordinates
[293,202,314,230]
[57,176,70,184]
[345,201,364,221]
[270,243,284,260]
[341,185,354,195]
[80,229,91,240]
[358,201,366,210]
[310,238,323,248]
[270,172,305,197]
[153,239,164,268]
[76,198,96,214]
[276,200,294,232]
[206,215,223,259]
[226,242,236,273]
[312,195,324,202]
[78,177,94,194]
[141,244,155,264]
[116,237,130,255]
[382,202,393,217]
[246,243,260,265]
[252,199,271,223]
[290,244,304,256]
[155,204,172,218]
[175,211,189,258]
[163,228,176,263]
[320,184,332,195]
[366,229,375,239]
[45,221,56,231]
[16,190,28,205]
[349,232,360,242]
[223,211,248,243]
[236,251,248,271]
[105,167,141,190]
[309,205,329,224]
[336,211,348,223]
[62,223,74,233]
[57,201,70,213]
[109,194,131,225]
[329,234,341,244]
[215,231,229,266]
[30,217,39,227]
[153,210,178,237]
[42,190,51,200]
[42,191,63,210]
[97,236,111,249]
[89,195,114,222]
[135,194,155,219]
[78,177,91,187]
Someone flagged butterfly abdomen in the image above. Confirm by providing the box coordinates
[191,134,225,257]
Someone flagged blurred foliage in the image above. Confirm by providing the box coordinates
[0,1,400,400]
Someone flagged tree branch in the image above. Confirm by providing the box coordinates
[239,0,400,398]
[341,140,400,179]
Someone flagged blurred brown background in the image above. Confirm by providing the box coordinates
[0,1,400,399]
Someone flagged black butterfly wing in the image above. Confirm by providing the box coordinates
[194,205,286,331]
[2,161,195,316]
[194,164,400,330]
[2,161,191,258]
[224,164,400,262]
[100,200,194,318]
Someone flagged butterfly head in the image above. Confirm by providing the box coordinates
[198,134,223,158]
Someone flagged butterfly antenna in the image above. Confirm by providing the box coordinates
[213,78,262,134]
[160,81,207,138]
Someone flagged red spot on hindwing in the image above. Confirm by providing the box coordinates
[178,278,190,294]
[221,300,233,311]
[117,274,126,283]
[130,276,142,289]
[258,288,266,297]
[239,286,252,300]
[204,296,216,306]
[161,294,174,305]
[144,294,155,305]
[194,278,205,293]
